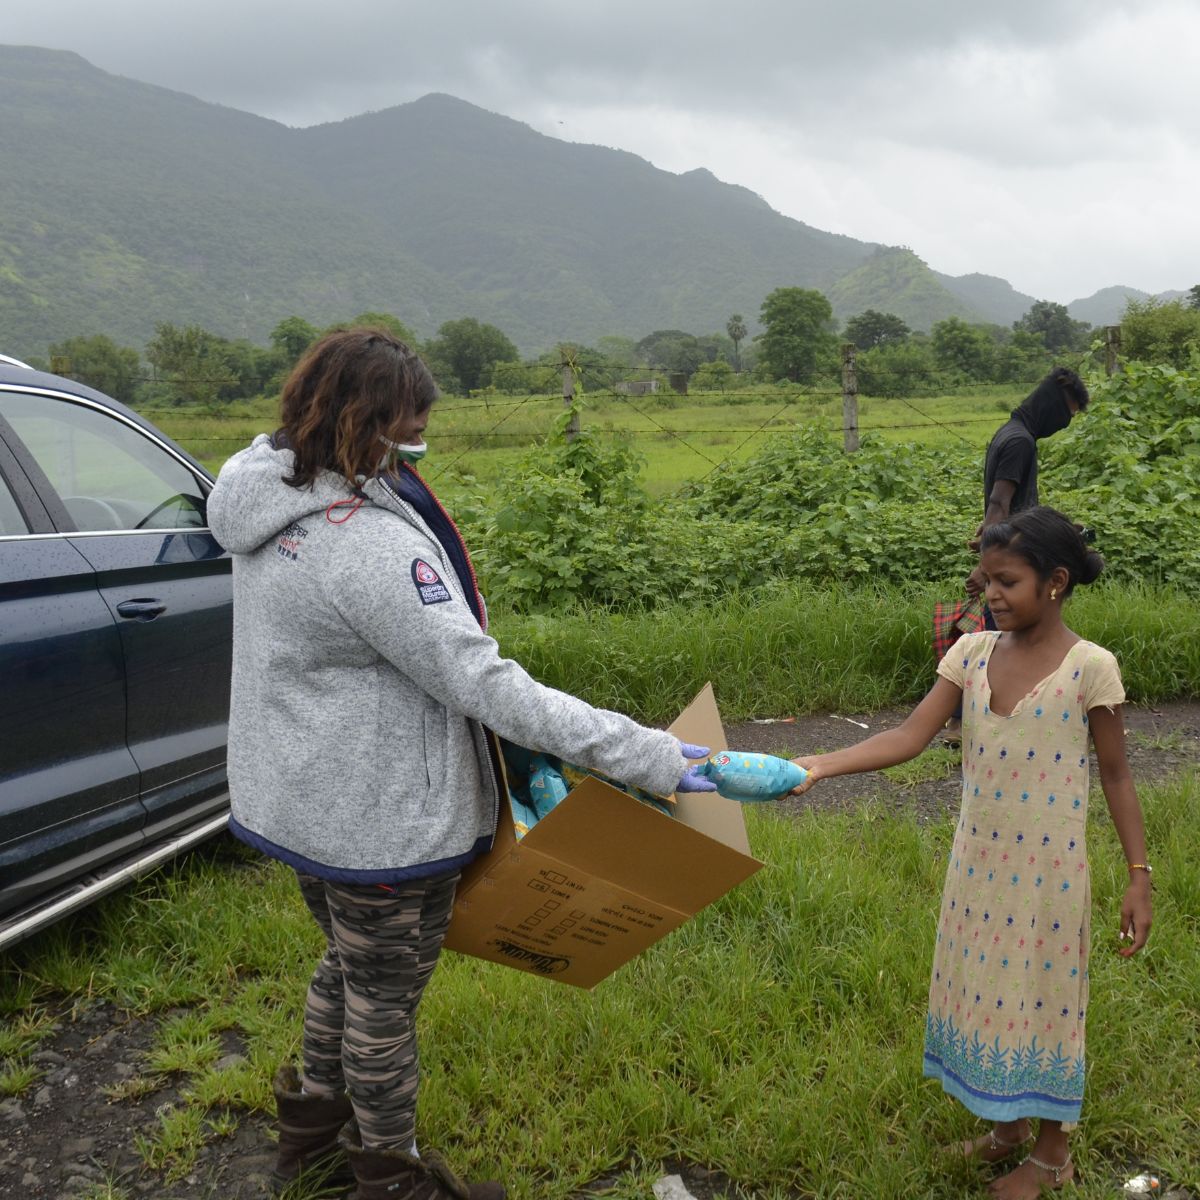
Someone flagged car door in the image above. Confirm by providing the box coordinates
[0,387,233,844]
[0,426,143,919]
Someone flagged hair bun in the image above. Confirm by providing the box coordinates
[1080,549,1105,586]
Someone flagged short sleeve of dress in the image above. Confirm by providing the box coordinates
[936,631,982,689]
[1081,644,1126,712]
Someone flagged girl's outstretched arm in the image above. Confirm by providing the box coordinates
[1089,704,1152,956]
[791,678,961,792]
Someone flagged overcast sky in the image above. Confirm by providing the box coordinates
[11,1,1199,304]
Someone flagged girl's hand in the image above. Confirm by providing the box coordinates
[1118,877,1152,957]
[790,756,822,795]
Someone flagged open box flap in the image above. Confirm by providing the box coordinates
[667,683,753,856]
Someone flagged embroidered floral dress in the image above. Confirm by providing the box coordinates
[925,631,1125,1123]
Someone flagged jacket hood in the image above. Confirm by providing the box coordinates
[1013,374,1072,440]
[207,434,359,553]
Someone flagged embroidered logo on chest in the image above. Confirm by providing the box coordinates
[276,522,308,561]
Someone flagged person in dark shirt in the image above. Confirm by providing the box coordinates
[940,367,1090,744]
[967,367,1090,596]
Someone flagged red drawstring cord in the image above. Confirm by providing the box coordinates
[325,495,365,523]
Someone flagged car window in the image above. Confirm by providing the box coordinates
[0,392,208,532]
[0,469,30,535]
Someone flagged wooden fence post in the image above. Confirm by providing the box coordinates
[841,343,859,453]
[561,352,579,443]
[1104,326,1121,376]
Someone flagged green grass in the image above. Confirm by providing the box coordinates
[0,1058,40,1096]
[2,774,1197,1199]
[880,746,962,790]
[487,579,1200,724]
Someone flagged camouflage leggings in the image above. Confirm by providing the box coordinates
[295,869,460,1150]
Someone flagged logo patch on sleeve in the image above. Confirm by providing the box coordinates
[411,559,452,605]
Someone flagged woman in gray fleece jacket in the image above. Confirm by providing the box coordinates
[206,328,710,1200]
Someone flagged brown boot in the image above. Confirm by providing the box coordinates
[338,1119,505,1200]
[269,1063,354,1193]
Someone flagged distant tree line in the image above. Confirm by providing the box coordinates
[29,285,1200,408]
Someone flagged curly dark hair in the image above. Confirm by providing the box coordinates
[278,328,437,489]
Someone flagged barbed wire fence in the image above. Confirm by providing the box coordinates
[60,328,1123,489]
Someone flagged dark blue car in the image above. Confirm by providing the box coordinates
[0,359,232,949]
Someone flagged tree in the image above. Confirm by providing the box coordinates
[337,311,418,345]
[1013,300,1091,354]
[1119,298,1200,367]
[634,330,707,376]
[46,334,141,405]
[930,317,994,381]
[855,338,938,397]
[1187,285,1200,310]
[594,335,638,369]
[144,323,235,407]
[755,288,837,383]
[725,314,747,371]
[221,338,278,400]
[690,359,735,392]
[270,316,319,367]
[843,310,910,351]
[992,329,1050,385]
[490,360,557,394]
[423,318,519,394]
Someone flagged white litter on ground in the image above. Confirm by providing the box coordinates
[1123,1173,1161,1195]
[653,1175,698,1200]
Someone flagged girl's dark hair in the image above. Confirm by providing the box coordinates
[979,506,1104,596]
[278,328,437,489]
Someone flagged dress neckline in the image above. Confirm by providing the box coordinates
[980,633,1084,719]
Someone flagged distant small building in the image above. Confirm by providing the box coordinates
[615,379,659,396]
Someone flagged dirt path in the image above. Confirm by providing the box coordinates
[3,704,1198,1199]
[726,698,1200,825]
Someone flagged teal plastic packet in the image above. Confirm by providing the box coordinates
[695,751,808,801]
[499,739,677,839]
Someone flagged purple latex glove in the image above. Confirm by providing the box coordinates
[675,741,718,792]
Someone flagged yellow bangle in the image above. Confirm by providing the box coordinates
[1127,863,1152,874]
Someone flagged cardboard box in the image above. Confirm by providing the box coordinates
[443,683,762,988]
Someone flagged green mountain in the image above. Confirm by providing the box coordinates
[0,46,466,357]
[933,271,1038,326]
[290,95,882,350]
[827,247,980,328]
[1066,286,1185,327]
[3,45,1175,358]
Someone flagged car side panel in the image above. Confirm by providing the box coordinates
[68,531,233,837]
[0,537,144,917]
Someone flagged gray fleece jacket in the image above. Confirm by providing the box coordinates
[206,435,687,882]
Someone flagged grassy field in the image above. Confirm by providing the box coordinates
[488,579,1200,723]
[2,775,1196,1199]
[150,383,1018,498]
[28,381,1182,1196]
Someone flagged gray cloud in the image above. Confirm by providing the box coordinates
[7,0,1199,300]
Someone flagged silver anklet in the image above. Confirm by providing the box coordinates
[1023,1152,1072,1185]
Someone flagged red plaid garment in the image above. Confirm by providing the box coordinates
[932,596,986,664]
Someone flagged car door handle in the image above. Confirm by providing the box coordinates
[116,598,167,621]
